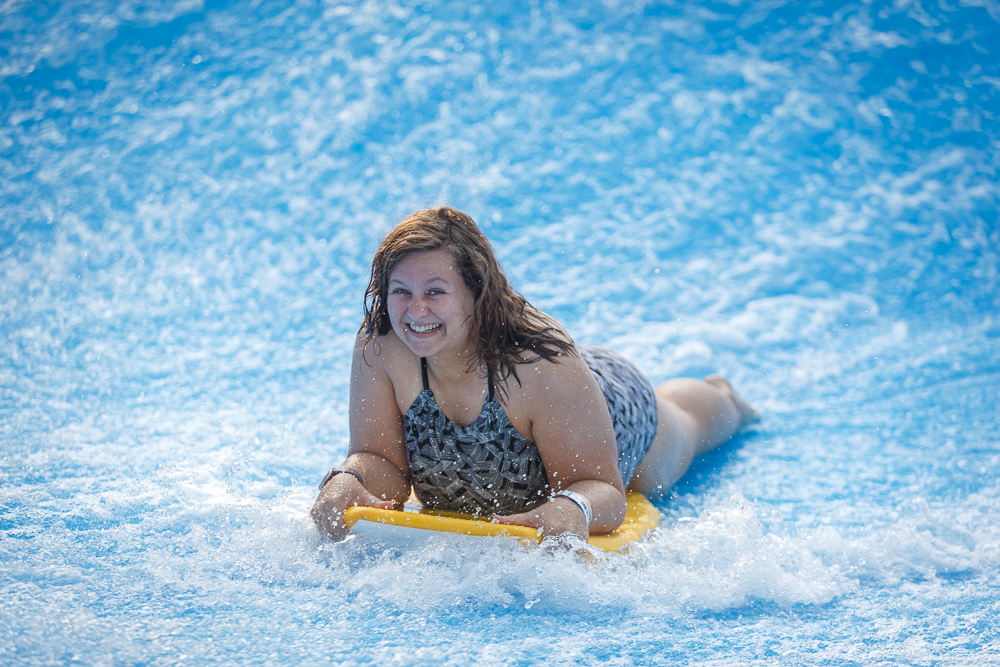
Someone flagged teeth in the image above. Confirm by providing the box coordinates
[410,323,441,333]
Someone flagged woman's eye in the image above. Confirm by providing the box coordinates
[428,289,444,296]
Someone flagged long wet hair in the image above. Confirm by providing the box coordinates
[361,206,575,396]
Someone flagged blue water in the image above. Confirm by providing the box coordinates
[2,0,999,664]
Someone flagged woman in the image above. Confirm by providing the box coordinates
[311,207,756,541]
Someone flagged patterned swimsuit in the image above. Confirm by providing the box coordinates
[403,345,658,516]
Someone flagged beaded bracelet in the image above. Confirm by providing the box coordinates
[318,467,364,490]
[553,489,593,528]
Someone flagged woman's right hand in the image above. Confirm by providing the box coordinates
[310,472,395,541]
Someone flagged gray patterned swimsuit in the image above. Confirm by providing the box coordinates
[403,345,658,516]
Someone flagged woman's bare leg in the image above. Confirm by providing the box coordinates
[629,376,757,498]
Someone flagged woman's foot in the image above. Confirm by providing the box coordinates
[635,375,760,496]
[705,375,761,426]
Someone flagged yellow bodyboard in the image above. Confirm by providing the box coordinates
[344,491,660,552]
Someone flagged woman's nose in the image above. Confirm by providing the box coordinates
[408,295,428,315]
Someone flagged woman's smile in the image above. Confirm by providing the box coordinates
[407,322,442,334]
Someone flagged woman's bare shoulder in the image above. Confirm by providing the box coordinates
[503,346,594,416]
[352,329,418,379]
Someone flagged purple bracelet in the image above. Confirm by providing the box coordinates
[318,467,364,490]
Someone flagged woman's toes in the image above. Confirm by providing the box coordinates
[705,375,760,425]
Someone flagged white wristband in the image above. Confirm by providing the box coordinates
[553,490,592,528]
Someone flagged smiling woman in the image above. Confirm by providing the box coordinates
[310,207,757,541]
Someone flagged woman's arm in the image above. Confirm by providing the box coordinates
[310,332,411,540]
[494,352,627,539]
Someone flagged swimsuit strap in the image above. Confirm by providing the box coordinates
[487,370,494,401]
[420,357,494,401]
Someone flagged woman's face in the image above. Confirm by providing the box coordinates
[387,249,477,361]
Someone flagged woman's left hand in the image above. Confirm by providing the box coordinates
[493,496,590,540]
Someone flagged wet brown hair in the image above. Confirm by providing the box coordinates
[361,206,575,395]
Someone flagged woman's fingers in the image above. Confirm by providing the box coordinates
[310,492,349,540]
[492,510,540,528]
[310,474,394,540]
[352,486,395,511]
[494,498,588,539]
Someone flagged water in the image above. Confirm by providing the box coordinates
[2,0,998,664]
